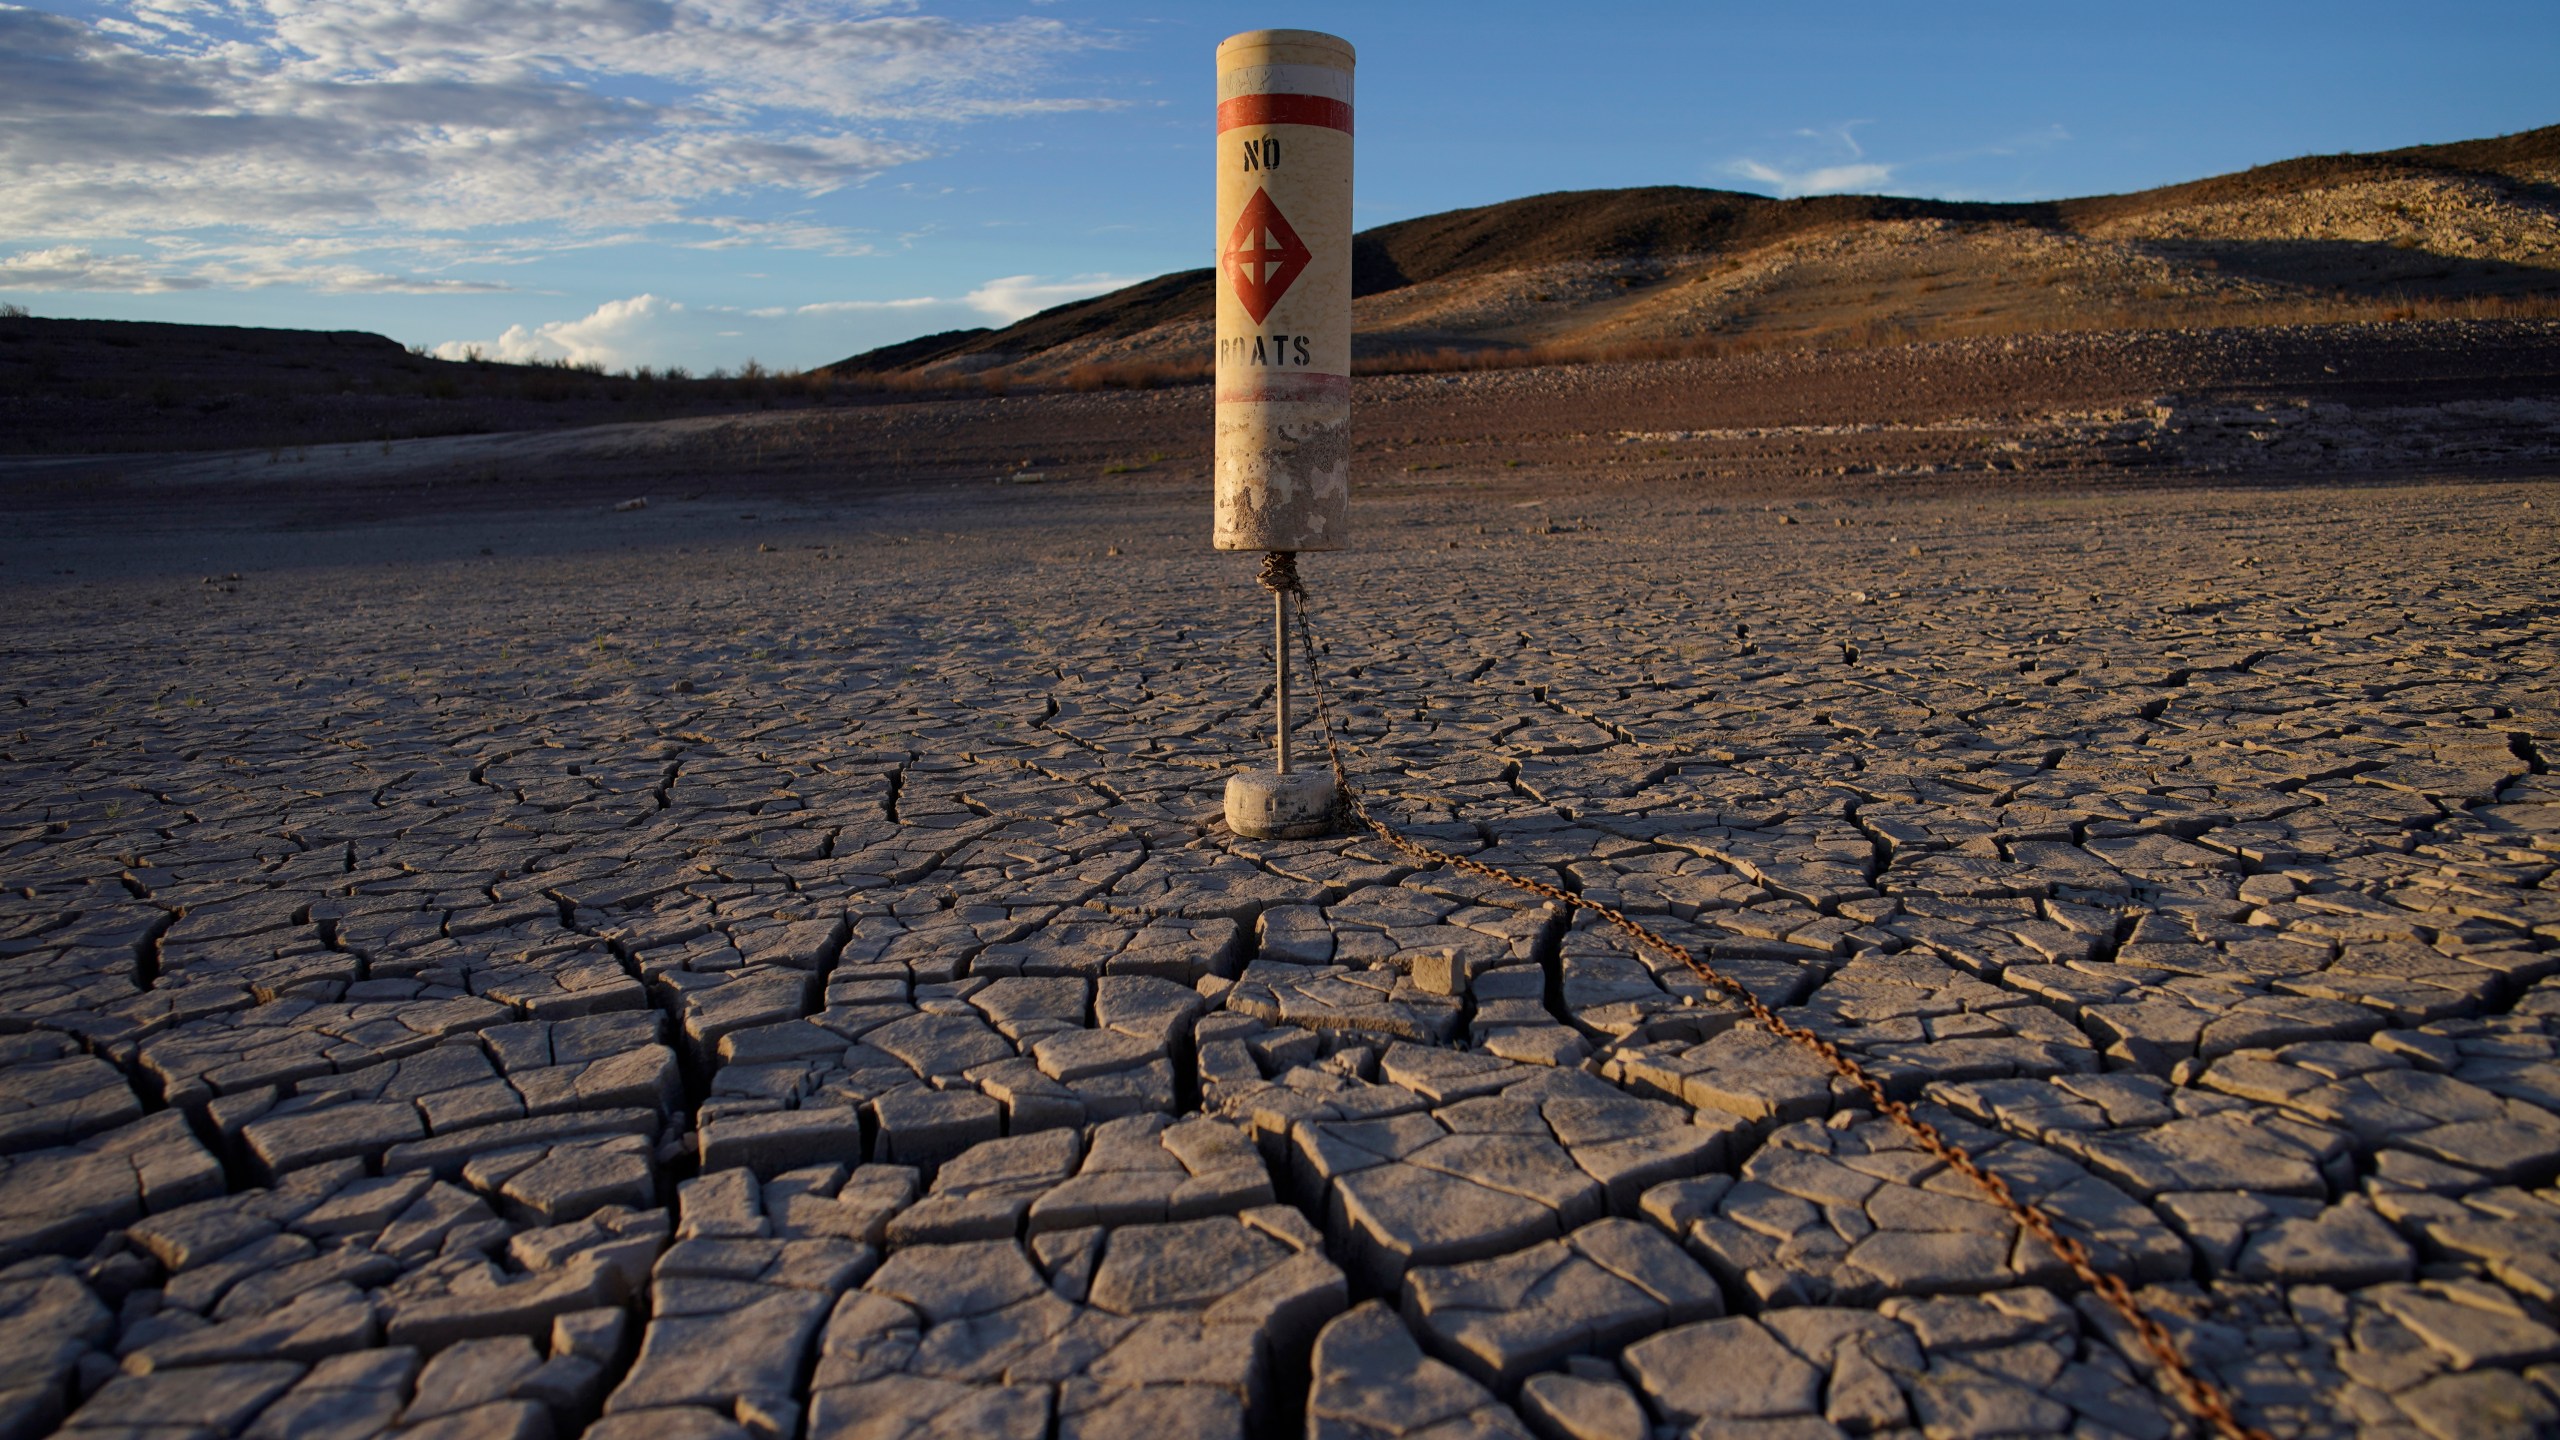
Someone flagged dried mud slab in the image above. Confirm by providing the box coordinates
[0,467,2553,1440]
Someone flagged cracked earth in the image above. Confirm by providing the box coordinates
[2,466,2557,1440]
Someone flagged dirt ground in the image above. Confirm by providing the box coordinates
[6,320,2558,585]
[2,326,2558,1440]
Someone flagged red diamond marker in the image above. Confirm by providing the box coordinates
[1222,187,1311,325]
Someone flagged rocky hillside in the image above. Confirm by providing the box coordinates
[833,125,2560,380]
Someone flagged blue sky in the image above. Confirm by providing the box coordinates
[2,1,2552,372]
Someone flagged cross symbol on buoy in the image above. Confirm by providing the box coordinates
[1222,187,1311,325]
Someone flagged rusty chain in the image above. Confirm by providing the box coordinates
[1258,551,2270,1440]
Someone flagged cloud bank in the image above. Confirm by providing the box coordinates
[0,1,1107,291]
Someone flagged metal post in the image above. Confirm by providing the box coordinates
[1275,584,1292,774]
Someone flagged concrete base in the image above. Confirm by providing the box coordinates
[1225,768,1337,840]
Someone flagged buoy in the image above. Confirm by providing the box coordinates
[1214,28,1354,840]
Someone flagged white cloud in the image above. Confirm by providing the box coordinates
[1726,117,1903,197]
[1792,121,1870,158]
[960,273,1138,322]
[679,217,877,255]
[0,241,511,294]
[1727,160,1895,197]
[745,271,1137,323]
[1725,119,2077,202]
[0,245,203,291]
[749,296,944,319]
[432,292,683,368]
[0,2,1109,289]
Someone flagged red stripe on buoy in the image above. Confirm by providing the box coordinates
[1216,93,1353,135]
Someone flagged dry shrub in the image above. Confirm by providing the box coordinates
[817,368,972,395]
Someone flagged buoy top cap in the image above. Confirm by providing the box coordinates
[1217,28,1354,69]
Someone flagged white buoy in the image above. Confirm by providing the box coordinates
[1212,27,1354,554]
[1215,28,1353,841]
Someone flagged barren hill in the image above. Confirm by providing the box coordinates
[835,124,2560,380]
[0,314,821,453]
